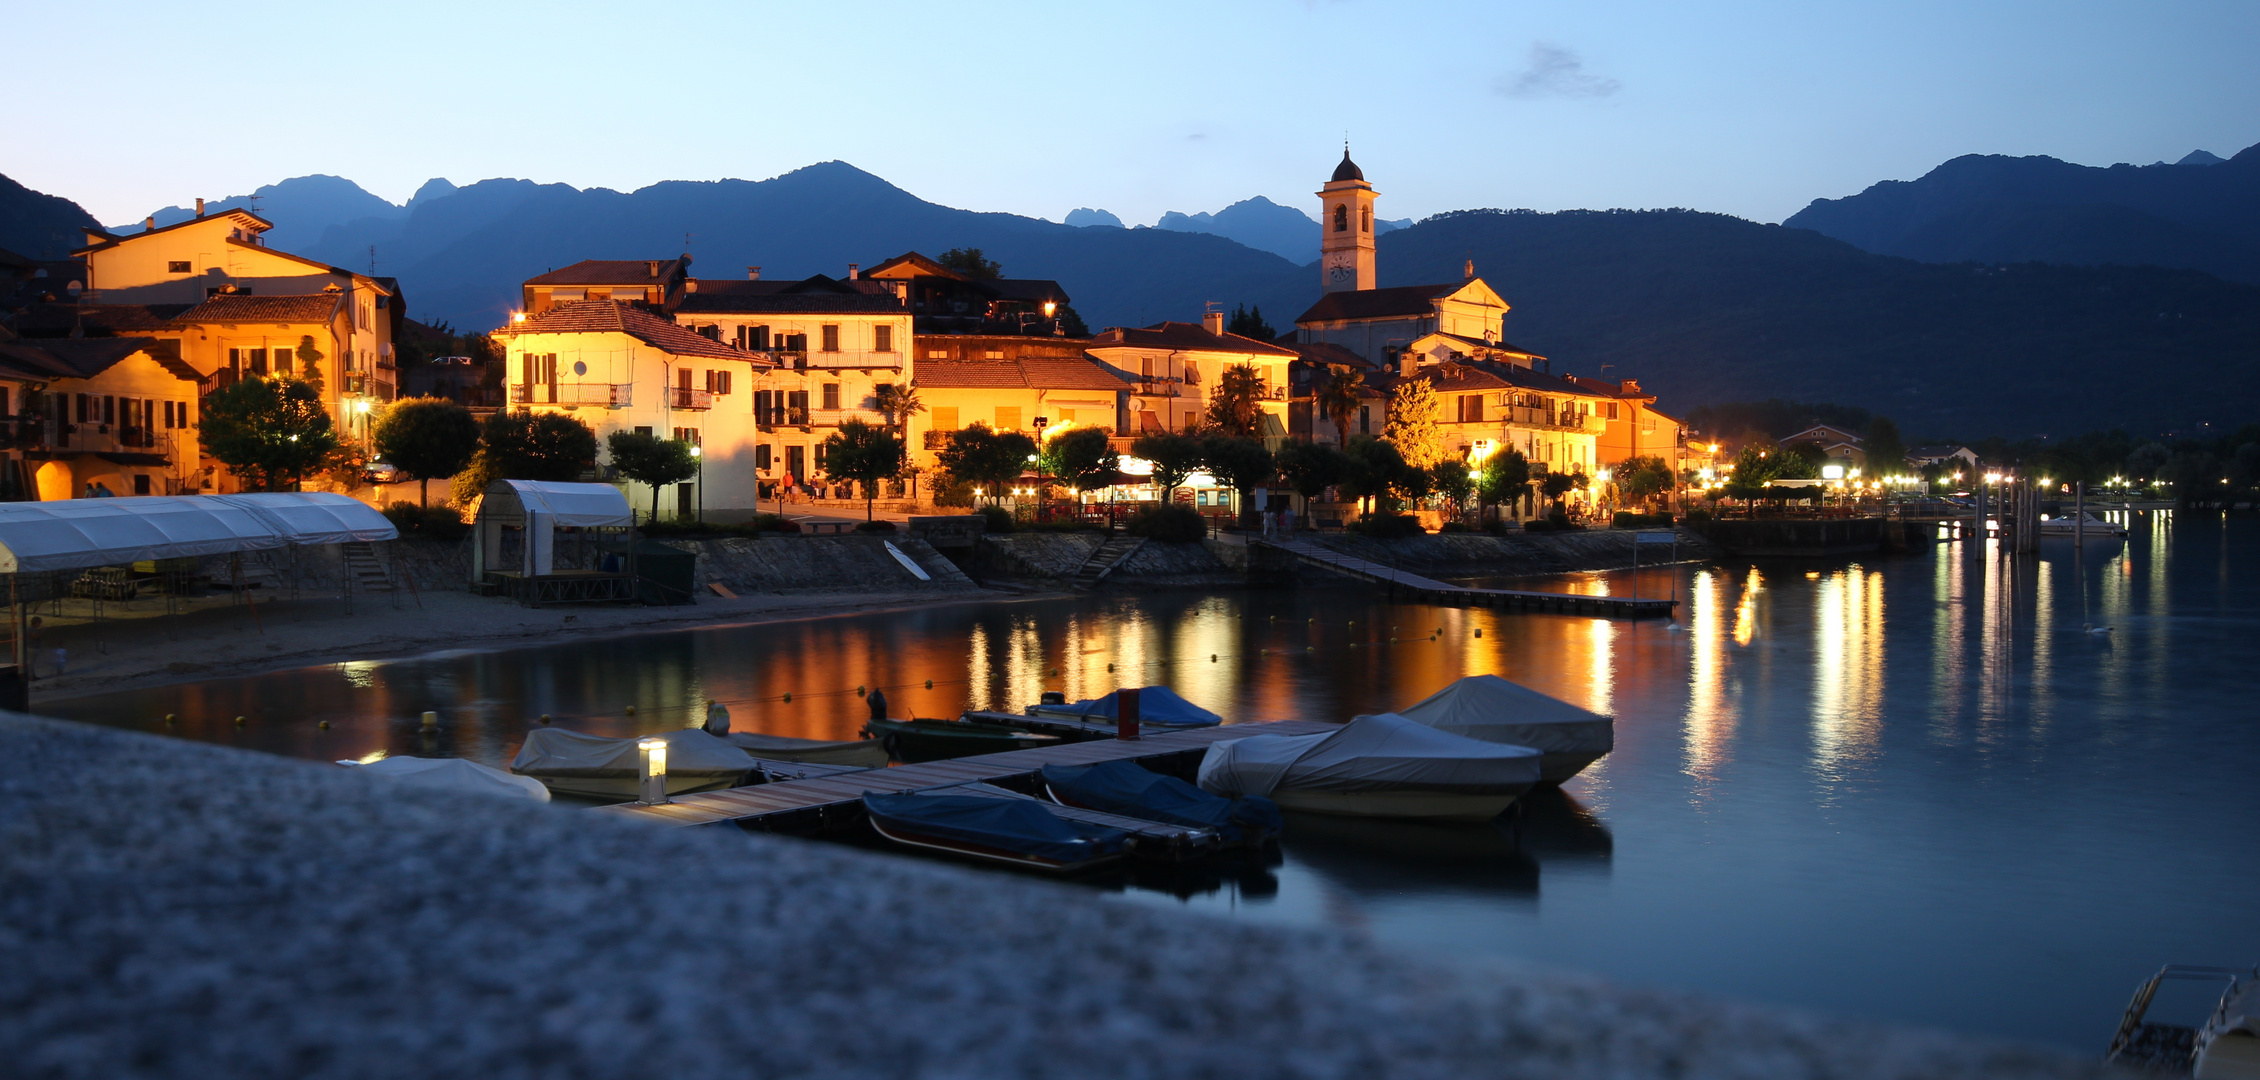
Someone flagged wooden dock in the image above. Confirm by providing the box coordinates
[1256,538,1677,618]
[594,720,1339,832]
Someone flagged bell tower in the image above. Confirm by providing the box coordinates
[1317,146,1377,293]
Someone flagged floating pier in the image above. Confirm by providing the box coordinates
[1254,538,1677,618]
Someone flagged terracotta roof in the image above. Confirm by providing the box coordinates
[983,278,1071,304]
[913,357,1131,392]
[72,209,272,255]
[498,300,771,364]
[1433,331,1542,358]
[1088,321,1297,357]
[175,293,344,325]
[0,337,201,383]
[1400,359,1606,399]
[1275,338,1386,372]
[523,258,687,287]
[1293,283,1461,324]
[1562,374,1652,400]
[9,303,193,336]
[677,290,902,315]
[0,342,79,379]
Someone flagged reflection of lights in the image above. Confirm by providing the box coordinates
[1732,568,1762,646]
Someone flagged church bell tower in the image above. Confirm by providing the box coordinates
[1317,147,1377,293]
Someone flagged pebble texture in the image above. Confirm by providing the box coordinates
[0,712,2115,1080]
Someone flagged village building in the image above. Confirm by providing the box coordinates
[0,337,204,500]
[1907,444,1979,473]
[1393,358,1613,482]
[1780,423,1866,467]
[859,251,1072,338]
[1085,314,1298,440]
[1564,375,1691,470]
[521,258,692,316]
[494,301,774,517]
[907,355,1134,473]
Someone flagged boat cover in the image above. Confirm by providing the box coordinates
[862,791,1130,864]
[350,756,551,802]
[1042,760,1282,841]
[1056,686,1222,727]
[1395,675,1615,756]
[1197,713,1542,798]
[510,727,754,780]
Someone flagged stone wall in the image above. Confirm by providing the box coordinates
[673,535,976,594]
[1300,528,1717,580]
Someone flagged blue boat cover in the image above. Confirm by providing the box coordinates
[1062,686,1222,727]
[862,792,1130,865]
[1041,760,1282,843]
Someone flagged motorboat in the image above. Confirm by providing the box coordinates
[724,731,890,768]
[509,727,755,800]
[339,754,551,802]
[862,716,1060,762]
[2107,965,2260,1078]
[1041,760,1282,847]
[1026,686,1223,730]
[2040,510,2129,538]
[861,790,1133,873]
[1394,674,1614,784]
[1196,712,1542,821]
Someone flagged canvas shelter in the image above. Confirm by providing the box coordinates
[471,481,642,603]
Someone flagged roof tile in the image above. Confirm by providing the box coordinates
[498,300,772,364]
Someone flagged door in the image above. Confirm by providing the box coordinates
[786,445,806,485]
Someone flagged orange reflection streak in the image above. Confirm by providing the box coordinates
[1732,567,1763,647]
[1811,567,1886,792]
[1682,570,1735,796]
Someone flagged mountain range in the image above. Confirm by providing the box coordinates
[4,144,2257,439]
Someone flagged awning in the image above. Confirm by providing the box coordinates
[476,480,632,528]
[0,493,397,574]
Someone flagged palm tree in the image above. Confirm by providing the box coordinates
[875,383,926,436]
[1314,365,1363,448]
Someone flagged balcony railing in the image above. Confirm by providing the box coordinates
[756,406,888,431]
[669,387,713,410]
[513,383,632,407]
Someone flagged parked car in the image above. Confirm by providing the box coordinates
[364,460,408,485]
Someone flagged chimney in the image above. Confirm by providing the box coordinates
[1463,258,1475,281]
[1202,310,1224,337]
[747,266,761,280]
[143,216,156,232]
[847,263,860,280]
[684,279,699,293]
[1398,349,1418,379]
[195,198,205,218]
[646,261,660,277]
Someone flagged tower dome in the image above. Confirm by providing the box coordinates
[1331,148,1365,184]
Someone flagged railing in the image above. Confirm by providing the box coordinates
[669,387,713,410]
[788,349,903,370]
[513,383,632,406]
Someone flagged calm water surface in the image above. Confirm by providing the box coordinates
[47,511,2260,1052]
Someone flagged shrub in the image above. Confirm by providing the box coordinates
[1125,503,1205,543]
[1438,521,1477,533]
[752,514,801,534]
[1349,512,1425,539]
[1686,508,1713,523]
[977,505,1015,533]
[931,476,979,508]
[1611,511,1677,529]
[1523,518,1556,533]
[382,501,469,541]
[854,520,898,533]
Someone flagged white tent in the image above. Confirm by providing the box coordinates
[0,493,396,574]
[473,480,632,580]
[345,755,552,802]
[509,727,754,799]
[1395,675,1615,784]
[1197,712,1541,820]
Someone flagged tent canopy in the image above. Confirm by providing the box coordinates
[0,493,396,574]
[1396,675,1615,756]
[478,480,631,528]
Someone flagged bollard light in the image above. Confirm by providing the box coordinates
[421,711,439,729]
[637,737,670,805]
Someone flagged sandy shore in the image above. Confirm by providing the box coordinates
[25,584,1057,704]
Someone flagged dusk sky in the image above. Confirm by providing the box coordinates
[9,0,2256,228]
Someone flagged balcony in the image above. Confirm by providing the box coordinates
[513,383,632,407]
[669,387,713,410]
[757,407,888,432]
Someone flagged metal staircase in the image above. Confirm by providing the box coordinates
[341,542,396,593]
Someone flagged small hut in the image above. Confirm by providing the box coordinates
[471,480,636,604]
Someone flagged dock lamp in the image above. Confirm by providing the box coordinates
[689,445,703,523]
[636,737,670,805]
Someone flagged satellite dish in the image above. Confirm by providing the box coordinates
[65,281,82,295]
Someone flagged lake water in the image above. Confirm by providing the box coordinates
[43,511,2260,1053]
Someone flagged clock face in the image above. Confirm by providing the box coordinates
[1328,263,1357,284]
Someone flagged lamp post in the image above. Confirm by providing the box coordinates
[636,737,669,805]
[690,444,703,523]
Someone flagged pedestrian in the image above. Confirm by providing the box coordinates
[865,685,888,722]
[702,699,730,735]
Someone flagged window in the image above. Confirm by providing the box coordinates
[994,405,1021,430]
[248,348,268,375]
[672,427,700,444]
[1358,405,1371,435]
[103,396,116,426]
[167,261,191,274]
[134,474,152,496]
[928,349,950,360]
[985,350,1004,360]
[1601,402,1619,420]
[932,406,959,431]
[705,369,732,395]
[874,324,893,353]
[677,368,693,391]
[755,445,772,469]
[1458,395,1485,423]
[1361,206,1371,233]
[821,383,840,410]
[1334,204,1348,232]
[633,426,653,436]
[737,325,770,350]
[820,325,841,353]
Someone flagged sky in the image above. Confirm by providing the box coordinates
[6,0,2256,228]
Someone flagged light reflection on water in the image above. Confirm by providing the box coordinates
[40,511,2260,1052]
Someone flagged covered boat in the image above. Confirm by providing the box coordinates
[1197,712,1541,821]
[1040,760,1282,846]
[864,716,1059,762]
[1395,674,1614,784]
[2039,510,2129,538]
[342,755,551,803]
[509,728,754,799]
[1028,686,1222,729]
[861,790,1132,872]
[725,731,890,768]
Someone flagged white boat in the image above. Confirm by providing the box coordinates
[1196,712,1542,821]
[2040,510,2129,538]
[1394,674,1614,784]
[2107,965,2260,1078]
[509,728,755,800]
[340,755,552,802]
[725,731,891,768]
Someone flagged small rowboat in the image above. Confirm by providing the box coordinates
[863,716,1060,762]
[861,790,1132,873]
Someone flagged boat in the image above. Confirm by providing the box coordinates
[1026,685,1223,730]
[339,755,552,802]
[508,727,755,800]
[1393,674,1614,784]
[862,716,1061,762]
[1196,712,1543,821]
[861,790,1133,873]
[2108,965,2260,1078]
[724,731,891,768]
[2040,510,2130,538]
[1040,760,1283,847]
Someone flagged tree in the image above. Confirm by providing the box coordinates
[372,397,481,507]
[1204,363,1268,436]
[1227,304,1276,341]
[1863,416,1908,479]
[295,336,326,395]
[873,383,925,435]
[1432,460,1474,521]
[482,410,598,482]
[1275,440,1349,523]
[937,423,1036,504]
[199,377,338,492]
[1199,434,1275,528]
[1382,377,1447,470]
[938,248,1002,279]
[1130,432,1204,501]
[1540,469,1581,515]
[606,430,699,523]
[1314,366,1364,448]
[1615,455,1675,504]
[822,419,908,520]
[1477,448,1531,519]
[1042,426,1118,497]
[1341,435,1413,514]
[1054,304,1090,338]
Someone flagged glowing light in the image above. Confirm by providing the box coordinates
[690,445,702,457]
[1821,464,1845,480]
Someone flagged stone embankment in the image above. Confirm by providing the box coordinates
[972,528,1714,589]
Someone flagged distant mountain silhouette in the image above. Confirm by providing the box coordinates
[127,174,430,255]
[1785,142,2260,283]
[1152,195,1410,261]
[0,174,100,259]
[1064,208,1123,228]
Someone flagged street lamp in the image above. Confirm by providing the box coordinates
[690,444,703,523]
